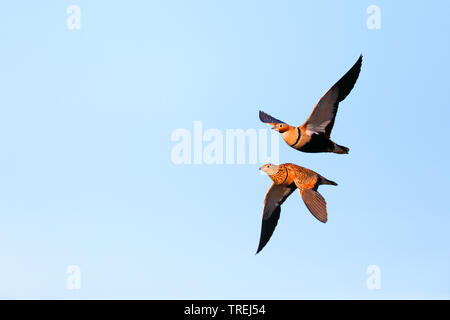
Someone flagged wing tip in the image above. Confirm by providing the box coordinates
[357,54,363,69]
[259,110,285,124]
[258,110,266,122]
[255,242,265,254]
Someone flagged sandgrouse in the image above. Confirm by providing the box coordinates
[257,163,337,254]
[259,55,362,154]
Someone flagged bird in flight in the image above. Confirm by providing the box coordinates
[257,163,337,254]
[259,55,362,154]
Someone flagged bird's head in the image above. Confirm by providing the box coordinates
[259,163,280,176]
[271,123,290,133]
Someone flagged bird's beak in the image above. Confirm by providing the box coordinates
[270,124,277,130]
[259,166,263,171]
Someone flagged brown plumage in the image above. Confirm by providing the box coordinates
[257,163,337,254]
[259,55,362,154]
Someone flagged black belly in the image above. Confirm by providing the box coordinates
[297,134,334,153]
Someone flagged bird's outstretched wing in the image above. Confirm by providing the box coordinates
[299,188,328,223]
[257,183,296,253]
[302,55,362,138]
[259,110,286,125]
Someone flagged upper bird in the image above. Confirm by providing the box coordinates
[257,163,337,254]
[259,55,362,154]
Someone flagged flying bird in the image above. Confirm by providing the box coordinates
[257,163,337,254]
[259,55,362,154]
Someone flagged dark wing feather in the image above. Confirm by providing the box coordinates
[304,55,362,137]
[259,110,286,124]
[256,183,296,254]
[256,206,281,254]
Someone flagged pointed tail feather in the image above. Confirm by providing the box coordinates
[320,176,338,186]
[333,144,349,154]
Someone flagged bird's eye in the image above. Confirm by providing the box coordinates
[279,124,282,127]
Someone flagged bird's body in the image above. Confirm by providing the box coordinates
[259,55,362,154]
[280,126,347,154]
[257,163,337,254]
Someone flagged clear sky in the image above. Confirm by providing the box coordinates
[1,1,449,299]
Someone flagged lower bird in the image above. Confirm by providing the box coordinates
[257,163,337,254]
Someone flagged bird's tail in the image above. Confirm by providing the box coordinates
[319,176,338,186]
[333,143,349,154]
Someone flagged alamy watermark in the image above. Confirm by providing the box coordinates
[366,5,381,30]
[66,265,81,290]
[366,265,381,290]
[171,121,279,165]
[67,5,81,30]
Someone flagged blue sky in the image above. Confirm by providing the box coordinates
[0,1,449,299]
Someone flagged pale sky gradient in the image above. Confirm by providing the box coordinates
[0,1,449,299]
